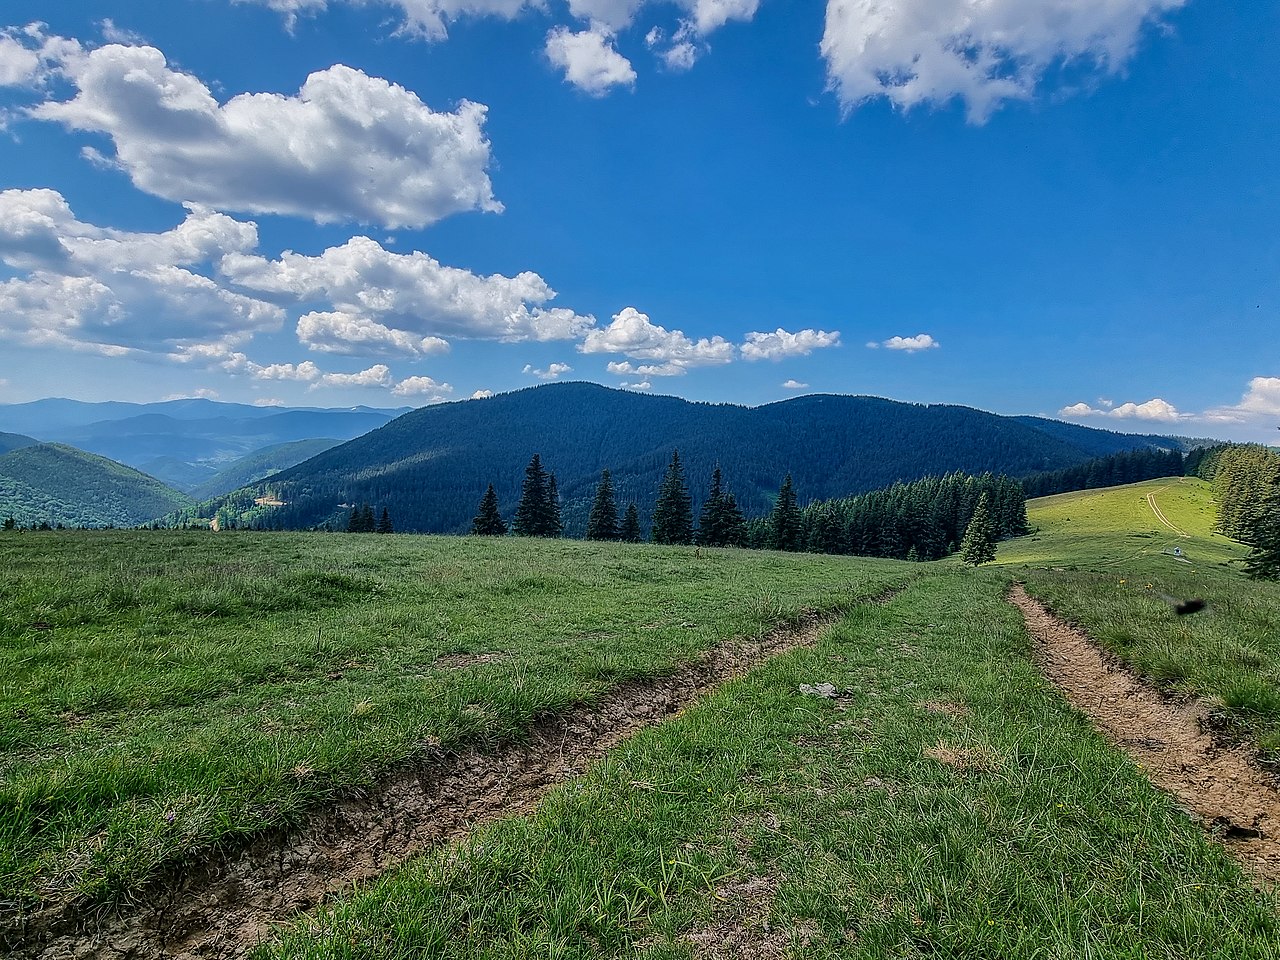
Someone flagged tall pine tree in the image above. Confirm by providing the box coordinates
[651,450,693,545]
[1243,479,1280,581]
[769,474,802,551]
[514,454,558,537]
[376,507,394,534]
[586,469,620,540]
[547,473,563,538]
[471,484,507,536]
[696,466,728,546]
[620,503,642,543]
[960,492,997,566]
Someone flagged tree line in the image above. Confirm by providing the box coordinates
[1192,443,1280,580]
[469,452,1022,563]
[1020,448,1185,499]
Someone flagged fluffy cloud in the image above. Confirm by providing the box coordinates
[546,26,636,96]
[1059,398,1184,422]
[782,379,808,390]
[0,25,81,88]
[740,327,840,361]
[471,389,494,399]
[236,0,536,40]
[569,0,647,32]
[242,359,322,381]
[296,311,449,357]
[581,307,734,372]
[224,236,594,344]
[870,333,939,352]
[620,379,653,391]
[319,364,394,388]
[1204,377,1280,423]
[821,0,1185,121]
[523,362,573,380]
[0,188,283,357]
[32,44,500,228]
[391,375,454,399]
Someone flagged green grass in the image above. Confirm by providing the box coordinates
[998,477,1280,754]
[262,573,1280,960]
[0,530,909,909]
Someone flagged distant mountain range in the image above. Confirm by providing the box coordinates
[184,382,1186,535]
[0,398,408,492]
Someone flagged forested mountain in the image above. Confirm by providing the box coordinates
[185,383,1183,534]
[0,432,37,455]
[1010,416,1184,458]
[0,398,407,492]
[189,438,343,500]
[0,444,193,528]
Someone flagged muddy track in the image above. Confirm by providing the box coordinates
[1011,584,1280,883]
[7,590,898,960]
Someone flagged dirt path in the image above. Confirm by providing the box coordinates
[1011,584,1280,883]
[1147,491,1188,536]
[7,596,889,960]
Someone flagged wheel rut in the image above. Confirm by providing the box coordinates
[7,587,902,960]
[1011,583,1280,884]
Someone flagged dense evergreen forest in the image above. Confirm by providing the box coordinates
[1197,444,1280,543]
[172,383,1179,534]
[1020,448,1186,498]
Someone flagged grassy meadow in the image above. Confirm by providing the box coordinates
[0,530,908,909]
[998,477,1280,754]
[5,474,1280,957]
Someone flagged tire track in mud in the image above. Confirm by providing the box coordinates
[7,587,902,960]
[1011,584,1280,883]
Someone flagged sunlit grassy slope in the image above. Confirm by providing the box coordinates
[1001,477,1280,753]
[0,531,909,908]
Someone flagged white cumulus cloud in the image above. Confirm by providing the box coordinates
[546,25,636,96]
[391,374,454,399]
[821,0,1186,121]
[876,333,939,352]
[223,235,595,343]
[235,0,536,40]
[1204,377,1280,424]
[470,388,494,399]
[319,363,394,388]
[782,379,808,390]
[524,362,573,380]
[581,306,734,372]
[32,43,500,228]
[1059,398,1185,422]
[0,188,282,358]
[296,311,450,357]
[741,327,840,361]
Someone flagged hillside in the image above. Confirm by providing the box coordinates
[0,398,408,492]
[189,438,343,500]
[0,433,37,455]
[0,444,193,528]
[197,382,1182,534]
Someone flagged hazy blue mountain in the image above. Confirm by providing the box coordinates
[0,432,37,455]
[0,443,193,528]
[186,383,1186,535]
[189,438,343,500]
[0,399,409,491]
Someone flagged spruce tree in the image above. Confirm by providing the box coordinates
[620,503,642,543]
[586,469,620,540]
[960,492,997,566]
[1243,482,1280,581]
[346,506,360,533]
[472,483,508,536]
[360,504,376,532]
[514,454,553,537]
[769,474,802,551]
[722,493,746,547]
[696,466,727,546]
[651,450,693,545]
[547,473,563,538]
[376,507,394,534]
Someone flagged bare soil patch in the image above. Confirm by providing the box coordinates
[7,605,864,960]
[1010,584,1280,883]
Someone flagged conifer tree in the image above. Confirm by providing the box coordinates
[696,466,727,546]
[722,493,746,547]
[769,473,802,551]
[376,507,394,534]
[472,483,507,536]
[1243,481,1280,581]
[960,492,997,566]
[620,503,642,543]
[651,450,693,544]
[547,473,563,538]
[514,454,556,537]
[586,469,620,540]
[360,504,376,532]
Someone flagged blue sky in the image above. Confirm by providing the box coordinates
[0,0,1277,440]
